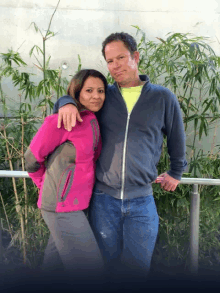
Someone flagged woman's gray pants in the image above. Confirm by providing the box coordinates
[41,210,104,280]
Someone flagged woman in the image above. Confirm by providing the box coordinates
[24,69,107,279]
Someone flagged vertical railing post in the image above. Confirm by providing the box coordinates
[189,184,200,275]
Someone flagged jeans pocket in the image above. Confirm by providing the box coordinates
[93,188,105,195]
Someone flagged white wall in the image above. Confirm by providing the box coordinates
[0,0,220,157]
[0,0,219,76]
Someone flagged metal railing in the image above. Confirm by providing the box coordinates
[180,177,220,275]
[0,170,220,275]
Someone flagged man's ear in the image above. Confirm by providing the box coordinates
[133,51,140,64]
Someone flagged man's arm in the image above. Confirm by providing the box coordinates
[156,92,187,192]
[53,95,83,131]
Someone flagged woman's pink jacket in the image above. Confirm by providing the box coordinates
[24,111,101,213]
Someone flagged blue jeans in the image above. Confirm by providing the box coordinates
[88,188,159,279]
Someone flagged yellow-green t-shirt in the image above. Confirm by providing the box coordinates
[121,85,143,113]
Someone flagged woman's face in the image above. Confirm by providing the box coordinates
[79,77,105,112]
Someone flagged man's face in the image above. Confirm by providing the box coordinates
[104,41,139,87]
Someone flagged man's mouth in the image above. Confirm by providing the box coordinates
[115,71,124,77]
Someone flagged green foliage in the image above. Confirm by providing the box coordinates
[134,27,220,181]
[0,0,65,267]
[132,27,220,271]
[153,152,220,271]
[106,72,115,85]
[136,28,220,125]
[0,50,36,101]
[152,135,220,271]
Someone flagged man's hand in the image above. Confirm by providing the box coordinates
[155,172,180,192]
[57,104,83,131]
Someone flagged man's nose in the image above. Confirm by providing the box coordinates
[112,59,120,68]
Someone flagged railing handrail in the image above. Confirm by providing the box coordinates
[180,177,220,185]
[0,170,220,185]
[0,171,29,178]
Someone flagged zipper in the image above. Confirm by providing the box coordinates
[120,112,131,200]
[118,82,146,200]
[57,165,75,205]
[61,170,72,203]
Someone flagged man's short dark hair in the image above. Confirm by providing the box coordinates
[102,32,137,59]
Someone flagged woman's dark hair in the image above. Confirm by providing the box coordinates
[67,69,108,111]
[102,32,137,59]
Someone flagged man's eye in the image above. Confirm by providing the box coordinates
[99,90,104,93]
[107,60,112,64]
[120,56,124,59]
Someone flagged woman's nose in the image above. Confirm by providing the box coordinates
[93,90,99,98]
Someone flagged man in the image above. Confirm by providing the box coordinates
[53,32,187,279]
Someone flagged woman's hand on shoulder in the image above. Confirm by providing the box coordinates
[57,104,83,131]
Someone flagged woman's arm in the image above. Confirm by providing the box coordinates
[24,115,67,189]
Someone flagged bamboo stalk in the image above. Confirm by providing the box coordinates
[45,0,61,39]
[42,0,61,119]
[42,36,47,119]
[20,117,28,226]
[0,191,13,238]
[3,128,26,264]
[0,131,21,157]
[210,122,218,157]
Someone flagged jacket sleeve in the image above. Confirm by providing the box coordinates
[163,92,187,180]
[24,115,66,189]
[53,95,77,114]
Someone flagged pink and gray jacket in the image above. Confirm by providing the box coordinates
[24,111,101,213]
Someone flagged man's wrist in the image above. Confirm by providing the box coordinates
[167,171,181,181]
[53,95,78,114]
[60,102,77,109]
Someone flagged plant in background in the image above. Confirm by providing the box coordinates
[132,26,220,272]
[0,82,49,265]
[134,26,220,177]
[106,71,115,85]
[0,0,67,267]
[29,0,68,118]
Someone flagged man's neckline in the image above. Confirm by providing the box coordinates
[119,81,146,89]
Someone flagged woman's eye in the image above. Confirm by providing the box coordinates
[120,56,124,59]
[99,90,104,93]
[86,89,92,93]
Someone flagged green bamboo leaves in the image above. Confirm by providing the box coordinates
[134,27,220,176]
